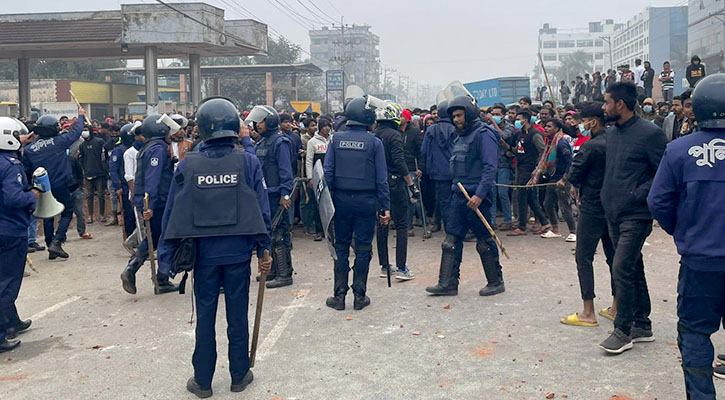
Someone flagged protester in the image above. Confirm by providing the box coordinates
[662,95,685,141]
[686,55,706,88]
[79,128,108,224]
[659,61,675,103]
[305,118,330,242]
[488,104,515,230]
[642,61,655,98]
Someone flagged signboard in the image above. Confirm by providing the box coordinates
[464,77,531,107]
[326,70,344,91]
[39,102,78,119]
[463,79,502,107]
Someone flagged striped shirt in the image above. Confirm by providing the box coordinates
[660,70,675,90]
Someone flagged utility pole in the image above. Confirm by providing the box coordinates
[600,35,614,71]
[330,16,353,87]
[382,66,396,94]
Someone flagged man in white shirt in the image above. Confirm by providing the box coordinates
[121,124,144,253]
[304,118,331,241]
[634,59,646,97]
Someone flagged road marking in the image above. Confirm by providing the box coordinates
[30,295,81,320]
[255,289,310,361]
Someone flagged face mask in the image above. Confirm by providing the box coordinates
[514,120,523,130]
[81,131,90,139]
[412,115,421,121]
[504,115,510,122]
[492,116,502,125]
[668,111,675,117]
[579,124,591,137]
[530,116,537,124]
[643,105,653,113]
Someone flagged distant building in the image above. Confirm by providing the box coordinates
[688,0,725,73]
[538,20,621,85]
[612,6,689,95]
[309,25,381,94]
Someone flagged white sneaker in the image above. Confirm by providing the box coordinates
[540,230,562,239]
[565,233,577,242]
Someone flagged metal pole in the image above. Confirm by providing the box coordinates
[17,58,30,119]
[144,46,159,112]
[189,53,202,108]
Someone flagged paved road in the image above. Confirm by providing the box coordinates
[1,221,721,399]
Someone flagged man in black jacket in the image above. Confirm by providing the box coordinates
[374,103,419,281]
[686,55,706,88]
[400,110,424,236]
[79,130,108,223]
[598,82,667,354]
[559,102,615,327]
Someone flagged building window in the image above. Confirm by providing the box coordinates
[577,40,593,47]
[595,53,604,60]
[542,41,557,48]
[543,54,557,61]
[559,40,575,48]
[595,39,604,47]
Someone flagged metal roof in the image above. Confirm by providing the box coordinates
[98,63,324,76]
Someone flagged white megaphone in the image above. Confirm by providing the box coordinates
[32,167,65,219]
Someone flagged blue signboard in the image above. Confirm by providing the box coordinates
[464,77,530,107]
[464,79,502,107]
[326,70,344,91]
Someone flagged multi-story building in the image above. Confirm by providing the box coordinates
[688,0,725,73]
[612,6,689,95]
[538,20,621,86]
[309,25,381,94]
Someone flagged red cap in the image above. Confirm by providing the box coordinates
[401,109,412,122]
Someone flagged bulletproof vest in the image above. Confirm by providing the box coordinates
[332,130,377,191]
[163,149,268,240]
[134,139,173,201]
[516,128,540,171]
[256,131,283,188]
[450,130,484,185]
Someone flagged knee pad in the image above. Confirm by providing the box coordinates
[475,238,492,254]
[441,235,457,252]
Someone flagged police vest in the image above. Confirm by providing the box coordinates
[163,149,268,240]
[332,131,377,191]
[255,132,285,188]
[135,139,173,204]
[450,130,484,185]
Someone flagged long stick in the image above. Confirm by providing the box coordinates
[456,182,510,259]
[69,90,82,109]
[118,192,127,241]
[250,249,271,368]
[143,193,159,294]
[26,255,38,273]
[538,53,560,118]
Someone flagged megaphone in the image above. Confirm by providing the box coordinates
[32,167,65,219]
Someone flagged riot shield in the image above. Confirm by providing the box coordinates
[441,80,476,102]
[312,160,337,260]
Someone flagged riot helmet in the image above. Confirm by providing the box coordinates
[245,105,280,131]
[345,97,376,127]
[141,114,172,139]
[33,115,60,137]
[196,97,241,142]
[170,113,189,128]
[119,123,135,146]
[692,73,725,129]
[447,95,480,123]
[437,100,449,120]
[0,117,28,151]
[375,101,402,124]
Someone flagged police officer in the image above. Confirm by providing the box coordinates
[109,124,136,239]
[420,100,456,232]
[120,114,178,295]
[0,117,37,352]
[22,109,86,259]
[373,101,418,280]
[157,97,272,398]
[324,96,390,311]
[648,74,725,399]
[244,106,294,289]
[425,95,504,297]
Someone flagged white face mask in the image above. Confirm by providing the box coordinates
[81,131,90,139]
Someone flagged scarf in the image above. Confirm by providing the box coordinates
[531,130,566,184]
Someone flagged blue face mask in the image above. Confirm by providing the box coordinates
[514,120,523,130]
[530,116,537,124]
[579,124,591,137]
[643,105,653,113]
[492,116,502,125]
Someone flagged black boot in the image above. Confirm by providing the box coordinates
[477,238,505,296]
[425,236,459,296]
[353,294,371,310]
[266,248,293,289]
[326,266,348,310]
[120,256,144,294]
[186,377,212,398]
[156,273,179,294]
[231,370,254,392]
[6,319,31,340]
[0,338,20,353]
[48,240,69,259]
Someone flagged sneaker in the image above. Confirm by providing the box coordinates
[631,326,655,343]
[379,266,395,278]
[599,329,633,354]
[714,365,725,380]
[314,233,324,241]
[565,233,577,242]
[540,230,562,239]
[395,268,415,281]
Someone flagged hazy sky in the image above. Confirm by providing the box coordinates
[7,0,686,87]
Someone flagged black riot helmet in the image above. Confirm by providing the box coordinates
[196,97,241,141]
[345,97,376,127]
[33,115,60,137]
[141,114,172,139]
[692,73,725,129]
[245,105,280,131]
[119,123,135,146]
[447,95,480,123]
[437,100,449,119]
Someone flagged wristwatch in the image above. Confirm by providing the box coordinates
[283,195,290,201]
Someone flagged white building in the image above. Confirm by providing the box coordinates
[612,6,689,94]
[688,0,725,73]
[538,20,621,85]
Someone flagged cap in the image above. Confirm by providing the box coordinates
[401,109,412,122]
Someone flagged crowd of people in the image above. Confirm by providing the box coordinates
[1,64,724,398]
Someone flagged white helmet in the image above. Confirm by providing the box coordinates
[0,117,28,151]
[170,113,189,128]
[375,101,402,124]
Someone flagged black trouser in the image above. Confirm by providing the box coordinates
[377,179,409,270]
[609,219,653,335]
[43,183,74,245]
[135,207,163,262]
[576,213,615,300]
[515,171,548,230]
[0,235,26,342]
[86,177,106,219]
[544,184,576,233]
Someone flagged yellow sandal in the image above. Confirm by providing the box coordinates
[560,313,598,327]
[599,308,615,321]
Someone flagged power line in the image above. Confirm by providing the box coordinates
[278,0,331,26]
[306,0,340,25]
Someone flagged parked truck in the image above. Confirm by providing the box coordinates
[463,76,531,108]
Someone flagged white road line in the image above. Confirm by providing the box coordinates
[30,295,82,320]
[255,289,310,361]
